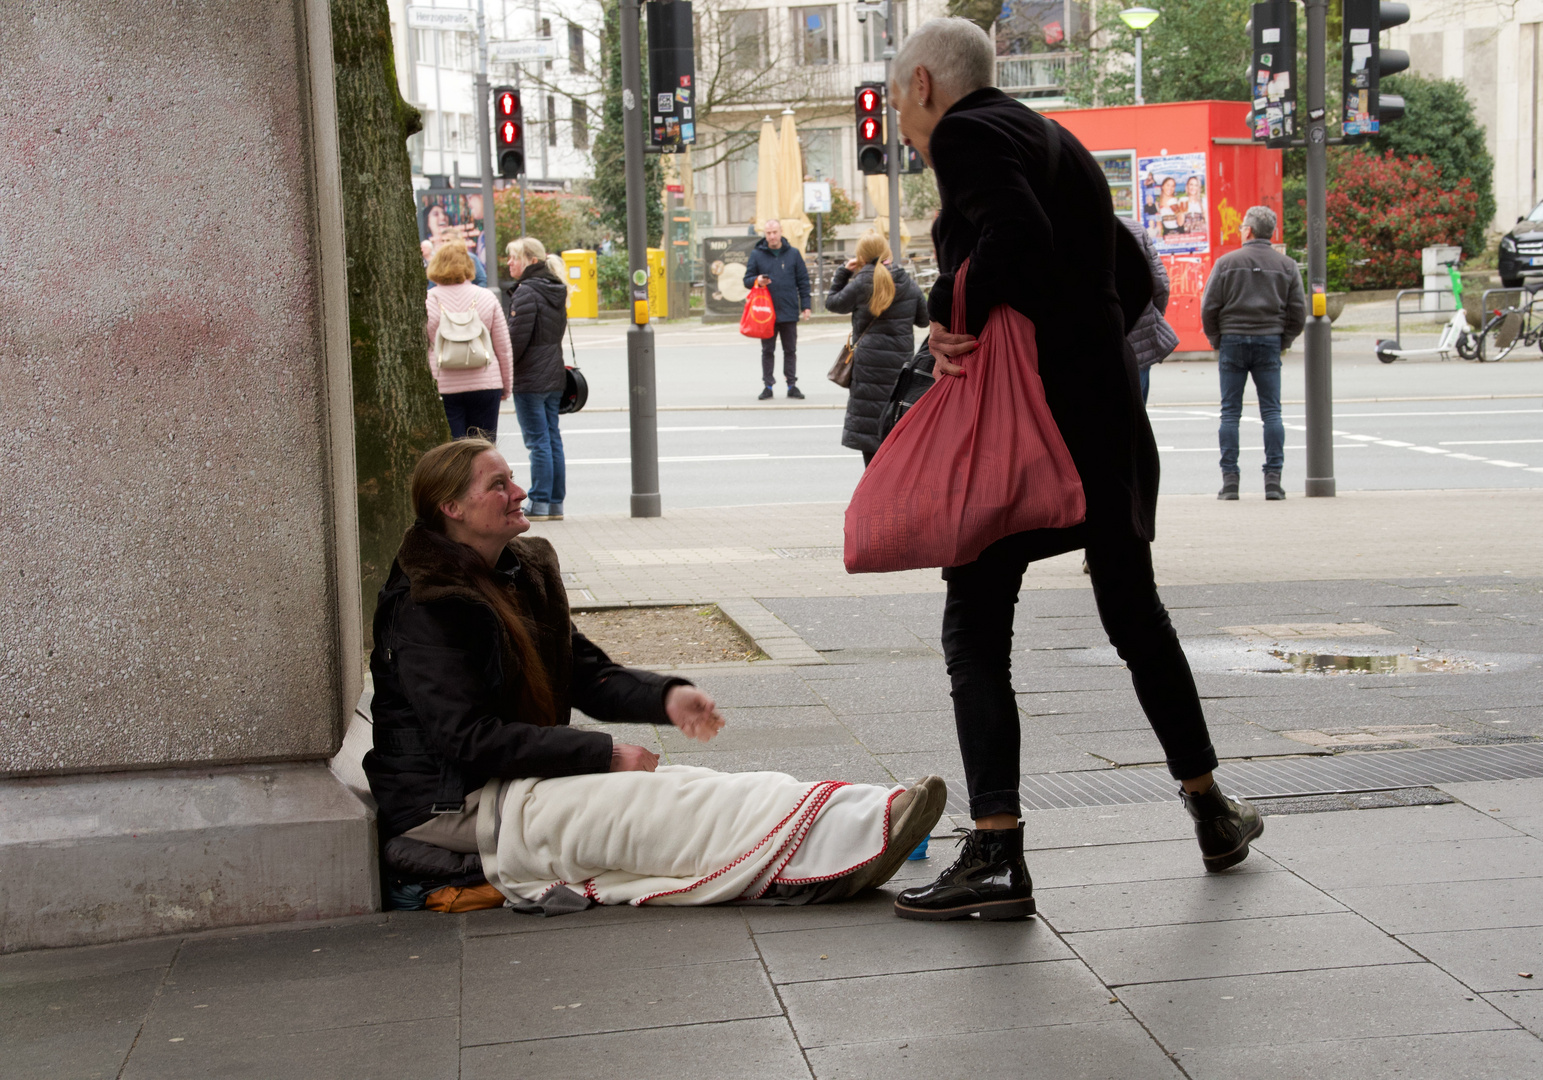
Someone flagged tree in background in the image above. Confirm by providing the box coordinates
[330,0,451,632]
[1325,152,1478,290]
[493,191,603,258]
[1065,0,1251,107]
[825,184,859,229]
[592,0,662,245]
[1367,74,1495,256]
[950,0,1004,32]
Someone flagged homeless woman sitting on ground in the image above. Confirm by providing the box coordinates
[366,437,944,913]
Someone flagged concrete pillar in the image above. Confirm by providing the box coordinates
[0,0,374,951]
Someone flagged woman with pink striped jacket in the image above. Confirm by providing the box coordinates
[425,242,513,440]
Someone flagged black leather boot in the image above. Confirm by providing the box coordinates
[1218,473,1240,500]
[1265,472,1286,500]
[893,824,1035,921]
[1182,781,1263,872]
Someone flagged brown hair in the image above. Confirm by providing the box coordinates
[427,241,476,285]
[410,439,555,723]
[853,232,895,317]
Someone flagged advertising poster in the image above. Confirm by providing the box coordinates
[701,235,761,315]
[417,188,486,262]
[1138,153,1209,254]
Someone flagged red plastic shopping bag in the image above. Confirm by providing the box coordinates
[739,285,777,339]
[844,258,1085,573]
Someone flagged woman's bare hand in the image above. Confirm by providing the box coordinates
[665,685,726,743]
[609,743,660,772]
[928,321,978,377]
[844,258,861,271]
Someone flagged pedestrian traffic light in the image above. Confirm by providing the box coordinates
[493,85,524,177]
[1341,1,1410,138]
[1247,1,1297,149]
[855,82,885,176]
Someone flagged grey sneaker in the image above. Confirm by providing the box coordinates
[836,777,947,898]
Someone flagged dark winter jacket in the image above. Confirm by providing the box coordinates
[1200,238,1307,350]
[927,87,1158,555]
[1119,216,1180,370]
[825,263,929,455]
[507,262,570,394]
[364,527,687,840]
[743,237,812,323]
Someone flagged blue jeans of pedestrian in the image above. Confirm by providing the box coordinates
[513,391,566,508]
[1218,334,1284,475]
[441,388,502,440]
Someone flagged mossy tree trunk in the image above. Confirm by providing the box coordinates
[330,0,450,631]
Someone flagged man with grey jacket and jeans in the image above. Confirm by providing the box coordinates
[1201,205,1305,501]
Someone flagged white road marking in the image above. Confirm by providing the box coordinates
[1437,439,1543,446]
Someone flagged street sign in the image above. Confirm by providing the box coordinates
[489,38,558,62]
[406,6,474,31]
[803,181,832,214]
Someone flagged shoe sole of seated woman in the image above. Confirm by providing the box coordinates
[836,776,948,899]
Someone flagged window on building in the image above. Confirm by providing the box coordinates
[572,99,589,149]
[569,22,585,74]
[792,6,838,66]
[726,134,759,223]
[726,9,768,68]
[542,18,553,70]
[422,109,439,149]
[547,94,558,146]
[861,1,908,63]
[800,128,839,188]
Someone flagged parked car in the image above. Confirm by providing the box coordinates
[1499,200,1543,286]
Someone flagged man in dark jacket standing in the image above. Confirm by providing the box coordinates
[1201,205,1306,501]
[743,219,812,399]
[884,18,1262,923]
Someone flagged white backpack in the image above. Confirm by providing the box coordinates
[431,293,493,371]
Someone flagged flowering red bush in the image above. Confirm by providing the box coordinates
[1326,151,1479,290]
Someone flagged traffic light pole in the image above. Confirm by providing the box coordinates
[475,0,500,292]
[621,0,662,517]
[1302,0,1334,496]
[883,36,901,263]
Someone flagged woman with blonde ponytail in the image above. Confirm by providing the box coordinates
[505,236,572,519]
[825,231,929,464]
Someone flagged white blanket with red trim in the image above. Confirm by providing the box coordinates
[475,766,901,906]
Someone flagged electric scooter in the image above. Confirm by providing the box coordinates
[1374,258,1480,363]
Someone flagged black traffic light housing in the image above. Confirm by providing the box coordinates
[493,85,524,177]
[647,0,696,152]
[1342,1,1410,138]
[1247,1,1297,150]
[903,146,925,174]
[855,82,885,176]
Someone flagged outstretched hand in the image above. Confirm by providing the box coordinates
[665,685,726,743]
[928,321,978,377]
[610,743,659,772]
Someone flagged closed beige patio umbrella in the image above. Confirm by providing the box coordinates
[754,115,780,231]
[776,108,814,254]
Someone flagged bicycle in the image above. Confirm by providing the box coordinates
[1473,282,1543,361]
[1374,257,1482,363]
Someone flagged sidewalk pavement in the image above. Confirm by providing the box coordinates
[6,493,1543,1078]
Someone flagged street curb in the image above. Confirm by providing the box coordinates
[715,598,826,666]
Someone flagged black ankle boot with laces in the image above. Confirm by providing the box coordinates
[893,824,1035,921]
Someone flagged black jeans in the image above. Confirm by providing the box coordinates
[442,388,502,440]
[942,529,1218,820]
[761,321,798,386]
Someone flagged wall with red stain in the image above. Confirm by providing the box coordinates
[1053,101,1285,355]
[0,1,353,775]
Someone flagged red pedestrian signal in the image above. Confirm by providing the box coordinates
[493,85,524,178]
[855,82,885,176]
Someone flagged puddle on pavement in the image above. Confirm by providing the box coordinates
[1269,650,1475,675]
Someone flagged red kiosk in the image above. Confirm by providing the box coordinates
[1052,101,1284,356]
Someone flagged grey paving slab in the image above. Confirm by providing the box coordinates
[665,744,898,784]
[1118,963,1516,1052]
[754,915,1072,983]
[461,957,781,1045]
[803,1017,1185,1080]
[1021,802,1197,850]
[1073,726,1311,766]
[871,750,970,784]
[121,1015,460,1080]
[1177,1028,1543,1080]
[1253,801,1519,854]
[660,719,861,754]
[1483,989,1543,1036]
[465,908,756,975]
[782,958,1115,1048]
[1029,710,1162,734]
[1038,864,1346,933]
[1330,877,1543,934]
[1261,834,1543,889]
[0,968,161,1080]
[461,1016,812,1080]
[684,671,824,707]
[462,899,706,938]
[0,934,177,988]
[838,710,960,754]
[572,718,666,750]
[1440,776,1543,839]
[1065,912,1419,986]
[1029,839,1279,888]
[1400,927,1543,992]
[809,674,956,715]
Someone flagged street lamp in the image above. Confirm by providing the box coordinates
[1119,6,1160,106]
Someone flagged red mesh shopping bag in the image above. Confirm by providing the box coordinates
[844,259,1086,572]
[739,285,777,339]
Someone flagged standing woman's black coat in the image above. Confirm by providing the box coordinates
[507,261,570,394]
[825,264,929,455]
